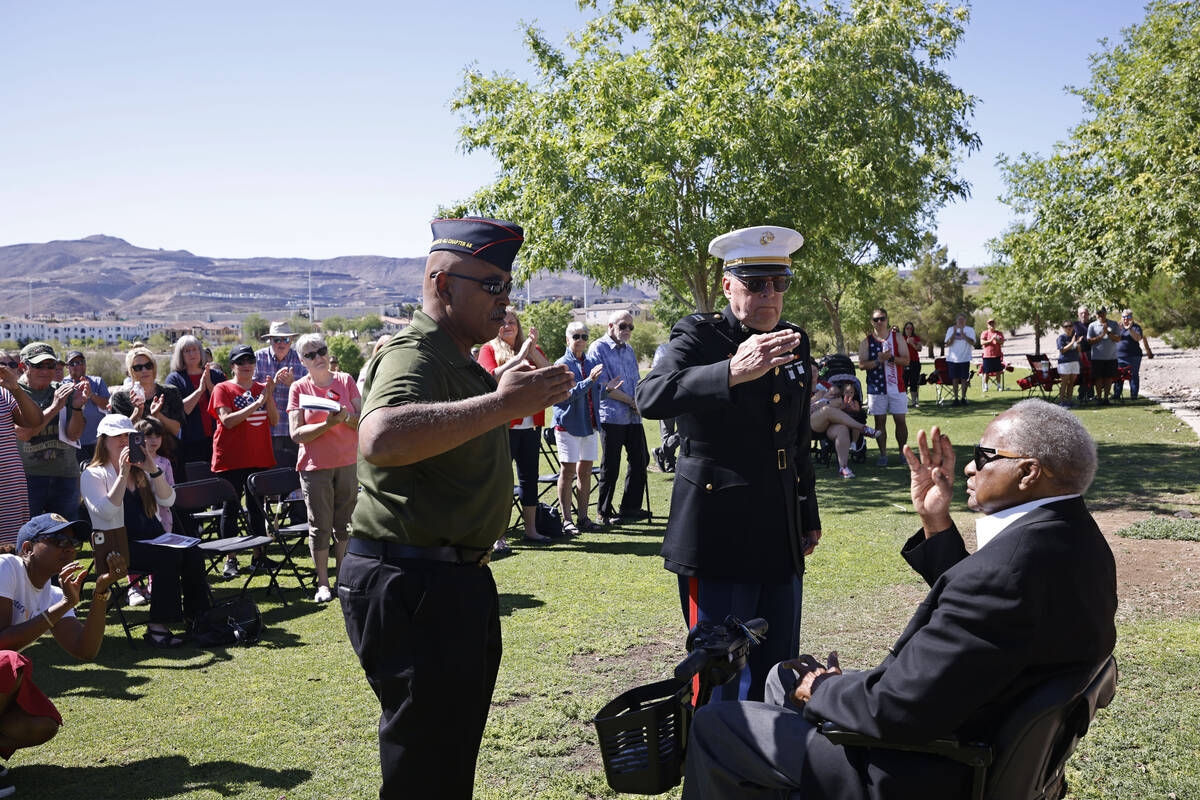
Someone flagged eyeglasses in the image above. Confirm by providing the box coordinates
[130,362,155,373]
[67,360,85,367]
[271,337,291,344]
[28,362,55,370]
[737,276,791,294]
[872,316,888,322]
[440,271,513,296]
[31,532,77,549]
[617,323,634,332]
[571,333,588,341]
[302,347,328,360]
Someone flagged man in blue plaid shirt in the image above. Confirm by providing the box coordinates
[254,321,307,469]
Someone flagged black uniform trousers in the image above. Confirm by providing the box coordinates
[596,422,649,518]
[339,551,502,800]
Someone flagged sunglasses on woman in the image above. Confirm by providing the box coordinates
[571,333,588,341]
[233,356,255,366]
[131,362,155,373]
[302,347,328,360]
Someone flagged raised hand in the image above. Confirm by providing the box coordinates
[58,561,88,608]
[276,366,295,385]
[149,393,164,417]
[0,364,17,391]
[496,363,573,418]
[729,330,802,387]
[588,363,604,381]
[902,427,956,535]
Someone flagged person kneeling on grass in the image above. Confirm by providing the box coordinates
[0,514,126,797]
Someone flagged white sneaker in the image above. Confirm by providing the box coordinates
[222,558,240,578]
[982,383,988,393]
[314,585,334,603]
[127,586,148,607]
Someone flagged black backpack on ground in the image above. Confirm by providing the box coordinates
[818,353,856,381]
[190,597,263,646]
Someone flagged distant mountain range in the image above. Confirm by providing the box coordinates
[0,235,653,318]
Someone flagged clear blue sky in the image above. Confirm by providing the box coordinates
[0,1,1148,271]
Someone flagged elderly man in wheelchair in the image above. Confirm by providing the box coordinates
[682,399,1117,800]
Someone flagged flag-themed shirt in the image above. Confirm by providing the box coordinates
[208,379,276,472]
[865,329,906,396]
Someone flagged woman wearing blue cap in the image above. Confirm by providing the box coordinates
[0,513,125,790]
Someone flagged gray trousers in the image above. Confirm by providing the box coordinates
[682,663,817,800]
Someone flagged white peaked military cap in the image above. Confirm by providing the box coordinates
[708,226,804,277]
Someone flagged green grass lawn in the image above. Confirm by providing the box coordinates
[17,376,1200,799]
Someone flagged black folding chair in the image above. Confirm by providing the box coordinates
[185,460,215,484]
[814,655,1119,800]
[538,426,604,521]
[246,468,313,594]
[172,478,279,602]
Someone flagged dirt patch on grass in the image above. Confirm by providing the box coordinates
[1092,507,1200,621]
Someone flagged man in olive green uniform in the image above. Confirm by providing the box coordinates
[341,217,573,800]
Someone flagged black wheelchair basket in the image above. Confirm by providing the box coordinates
[592,616,768,795]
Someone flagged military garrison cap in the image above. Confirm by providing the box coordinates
[430,217,524,272]
[709,225,804,278]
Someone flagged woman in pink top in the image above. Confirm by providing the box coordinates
[287,334,361,603]
[980,318,1006,393]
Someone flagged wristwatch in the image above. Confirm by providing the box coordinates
[147,468,164,478]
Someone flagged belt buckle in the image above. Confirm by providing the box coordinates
[777,449,787,470]
[472,548,491,567]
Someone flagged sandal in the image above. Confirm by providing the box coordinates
[143,628,185,649]
[561,522,580,537]
[577,518,603,532]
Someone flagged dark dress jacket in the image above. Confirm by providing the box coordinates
[800,497,1118,799]
[636,307,819,584]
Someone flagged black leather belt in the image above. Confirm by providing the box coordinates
[348,538,492,567]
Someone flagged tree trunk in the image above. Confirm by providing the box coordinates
[822,296,846,355]
[1033,312,1041,356]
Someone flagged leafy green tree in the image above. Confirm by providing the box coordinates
[146,332,173,352]
[629,320,665,363]
[242,313,269,343]
[650,293,703,334]
[287,314,316,335]
[211,345,233,374]
[86,350,126,387]
[996,0,1200,302]
[981,223,1075,357]
[519,300,574,362]
[354,314,384,337]
[327,334,365,377]
[451,0,978,332]
[320,315,348,334]
[1131,273,1200,349]
[896,233,974,357]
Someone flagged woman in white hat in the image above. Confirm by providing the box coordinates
[81,414,210,647]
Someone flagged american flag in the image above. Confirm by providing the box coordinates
[235,390,269,427]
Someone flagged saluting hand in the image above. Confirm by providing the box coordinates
[728,330,802,387]
[903,427,956,535]
[497,363,573,418]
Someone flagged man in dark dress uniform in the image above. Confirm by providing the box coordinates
[340,217,572,799]
[638,225,821,702]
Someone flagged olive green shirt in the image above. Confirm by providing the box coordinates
[351,310,511,548]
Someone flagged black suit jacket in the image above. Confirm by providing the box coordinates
[801,497,1117,799]
[636,307,819,584]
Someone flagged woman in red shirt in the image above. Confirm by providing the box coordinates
[208,344,280,576]
[902,322,922,408]
[477,307,552,552]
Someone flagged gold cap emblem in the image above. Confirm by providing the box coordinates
[760,231,775,246]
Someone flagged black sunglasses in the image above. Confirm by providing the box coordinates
[130,362,155,373]
[271,337,292,344]
[67,359,85,367]
[302,347,328,360]
[617,323,634,332]
[738,276,791,294]
[973,445,1055,475]
[233,356,256,365]
[571,333,588,341]
[32,532,77,548]
[441,271,512,296]
[1,361,19,369]
[872,315,888,322]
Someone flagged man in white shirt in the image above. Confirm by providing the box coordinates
[943,313,976,406]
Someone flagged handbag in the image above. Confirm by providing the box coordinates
[190,597,263,646]
[535,502,565,539]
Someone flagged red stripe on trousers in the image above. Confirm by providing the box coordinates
[688,576,699,704]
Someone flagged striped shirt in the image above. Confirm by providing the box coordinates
[0,388,30,545]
